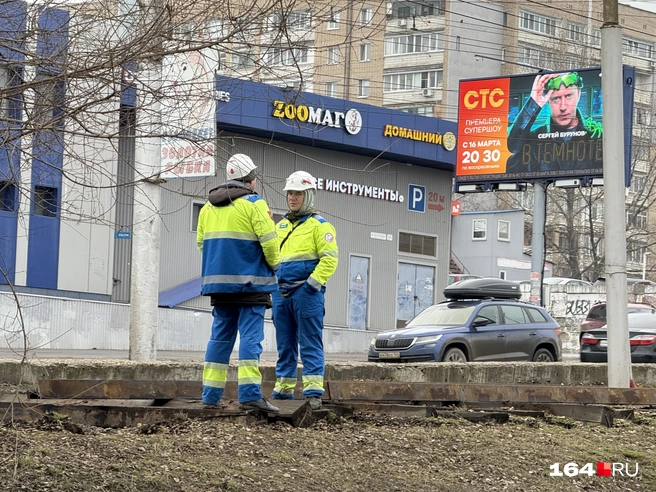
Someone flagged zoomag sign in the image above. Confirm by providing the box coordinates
[455,67,619,184]
[272,100,363,135]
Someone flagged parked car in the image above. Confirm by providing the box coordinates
[447,274,481,285]
[542,277,592,288]
[580,302,655,334]
[368,278,562,363]
[580,311,656,363]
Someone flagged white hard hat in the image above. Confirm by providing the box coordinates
[284,171,317,191]
[226,154,257,180]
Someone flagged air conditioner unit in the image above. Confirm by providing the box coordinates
[421,88,434,97]
[398,18,407,27]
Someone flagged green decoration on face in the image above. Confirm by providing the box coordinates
[546,72,584,91]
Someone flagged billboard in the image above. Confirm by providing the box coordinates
[455,67,634,185]
[160,49,218,179]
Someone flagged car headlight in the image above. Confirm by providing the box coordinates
[415,334,443,344]
[370,338,376,346]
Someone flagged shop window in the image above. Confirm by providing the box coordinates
[33,186,58,217]
[398,231,437,257]
[0,181,17,212]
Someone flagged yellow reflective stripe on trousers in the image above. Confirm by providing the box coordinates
[203,362,229,388]
[238,359,262,385]
[302,375,324,392]
[274,377,297,395]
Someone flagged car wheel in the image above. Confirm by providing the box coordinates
[442,347,467,362]
[532,348,555,362]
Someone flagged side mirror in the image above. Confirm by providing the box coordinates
[472,318,490,328]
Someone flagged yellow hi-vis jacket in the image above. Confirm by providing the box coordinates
[275,213,338,292]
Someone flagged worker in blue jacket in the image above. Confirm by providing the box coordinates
[197,153,280,413]
[272,171,338,410]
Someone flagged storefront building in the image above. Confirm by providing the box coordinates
[154,76,457,331]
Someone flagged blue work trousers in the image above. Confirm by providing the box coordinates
[271,284,325,399]
[202,304,265,404]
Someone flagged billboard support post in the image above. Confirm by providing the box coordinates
[601,1,631,388]
[530,182,546,306]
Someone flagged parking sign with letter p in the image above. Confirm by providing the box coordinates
[408,184,425,213]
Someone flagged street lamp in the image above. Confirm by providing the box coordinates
[643,251,651,280]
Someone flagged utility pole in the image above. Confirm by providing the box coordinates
[530,182,546,306]
[601,0,631,387]
[127,0,164,361]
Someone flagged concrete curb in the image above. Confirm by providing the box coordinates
[2,359,656,387]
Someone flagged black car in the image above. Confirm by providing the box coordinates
[580,312,656,363]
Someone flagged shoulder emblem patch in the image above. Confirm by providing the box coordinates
[324,232,334,243]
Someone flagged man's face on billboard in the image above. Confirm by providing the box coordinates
[548,84,581,129]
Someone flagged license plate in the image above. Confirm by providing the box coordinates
[600,340,608,348]
[379,351,401,359]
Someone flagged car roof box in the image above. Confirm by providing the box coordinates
[444,278,522,300]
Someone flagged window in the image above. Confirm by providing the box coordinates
[232,47,255,69]
[33,74,64,124]
[383,70,442,92]
[207,20,225,39]
[630,173,646,194]
[33,186,57,217]
[628,242,645,263]
[0,66,15,119]
[399,232,437,256]
[475,306,499,325]
[623,37,653,59]
[500,305,527,324]
[174,23,195,41]
[499,270,507,280]
[191,202,204,232]
[592,29,601,46]
[519,11,557,36]
[558,232,570,250]
[591,202,604,222]
[288,10,312,30]
[384,32,443,56]
[327,46,340,65]
[391,1,443,18]
[328,10,340,30]
[0,181,16,212]
[266,45,311,67]
[357,79,370,97]
[360,7,372,27]
[325,81,337,97]
[498,220,510,241]
[566,23,585,43]
[518,45,555,68]
[526,307,548,323]
[627,207,647,229]
[635,106,649,126]
[359,43,371,62]
[401,106,434,117]
[472,219,487,240]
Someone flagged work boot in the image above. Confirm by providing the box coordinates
[307,397,322,410]
[202,401,224,409]
[240,398,280,413]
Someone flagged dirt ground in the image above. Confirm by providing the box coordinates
[1,383,655,491]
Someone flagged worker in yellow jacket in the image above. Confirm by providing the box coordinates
[197,153,280,413]
[272,171,338,410]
